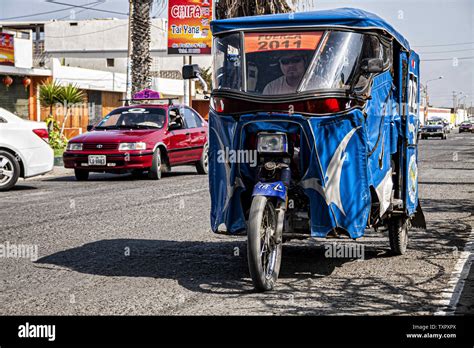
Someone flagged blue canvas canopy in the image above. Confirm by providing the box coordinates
[208,7,420,239]
[210,7,410,51]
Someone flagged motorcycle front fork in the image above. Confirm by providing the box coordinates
[274,165,291,244]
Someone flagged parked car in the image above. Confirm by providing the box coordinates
[0,108,54,191]
[459,121,473,133]
[420,120,448,139]
[63,104,208,181]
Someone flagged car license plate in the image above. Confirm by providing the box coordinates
[88,155,106,166]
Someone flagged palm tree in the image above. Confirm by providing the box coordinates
[131,0,154,94]
[127,0,304,96]
[58,84,85,137]
[216,0,293,19]
[39,81,62,118]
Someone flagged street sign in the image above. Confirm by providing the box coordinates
[167,0,212,55]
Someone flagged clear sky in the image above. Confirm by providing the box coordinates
[1,0,472,108]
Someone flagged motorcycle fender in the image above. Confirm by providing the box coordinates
[252,181,287,201]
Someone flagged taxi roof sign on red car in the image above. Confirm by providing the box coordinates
[121,89,179,106]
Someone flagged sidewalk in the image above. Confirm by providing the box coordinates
[42,166,74,178]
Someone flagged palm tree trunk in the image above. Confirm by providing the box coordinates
[131,0,153,95]
[60,107,70,138]
[216,0,293,19]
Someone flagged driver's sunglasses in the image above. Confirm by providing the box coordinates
[279,56,304,65]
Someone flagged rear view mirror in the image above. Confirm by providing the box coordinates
[182,64,201,79]
[182,64,209,94]
[87,125,94,131]
[360,58,384,73]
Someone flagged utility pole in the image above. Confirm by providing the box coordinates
[453,91,457,113]
[125,0,133,101]
[188,55,193,108]
[183,56,188,105]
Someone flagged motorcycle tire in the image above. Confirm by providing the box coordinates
[247,195,282,292]
[388,217,409,255]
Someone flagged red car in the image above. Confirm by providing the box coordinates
[63,104,208,181]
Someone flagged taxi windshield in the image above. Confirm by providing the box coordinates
[96,108,166,129]
[212,30,390,96]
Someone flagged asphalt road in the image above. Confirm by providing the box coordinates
[0,131,473,315]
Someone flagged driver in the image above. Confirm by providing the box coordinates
[263,53,306,95]
[121,113,134,126]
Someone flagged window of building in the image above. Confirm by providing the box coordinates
[106,58,115,67]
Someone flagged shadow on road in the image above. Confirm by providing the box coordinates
[43,170,200,182]
[36,239,358,296]
[2,184,38,191]
[35,237,454,314]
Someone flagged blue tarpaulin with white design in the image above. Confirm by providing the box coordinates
[208,8,417,239]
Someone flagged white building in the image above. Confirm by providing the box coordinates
[0,18,212,136]
[44,18,212,84]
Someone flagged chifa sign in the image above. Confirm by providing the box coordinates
[167,0,212,55]
[0,33,14,66]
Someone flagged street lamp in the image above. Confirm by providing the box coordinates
[459,94,468,109]
[453,91,464,111]
[424,76,443,107]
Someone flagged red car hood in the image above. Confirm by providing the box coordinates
[71,129,158,143]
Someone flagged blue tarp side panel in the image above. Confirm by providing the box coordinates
[209,110,371,239]
[405,51,421,215]
[365,71,394,189]
[211,7,410,51]
[208,113,247,233]
[306,111,370,238]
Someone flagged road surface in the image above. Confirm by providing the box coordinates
[0,131,472,315]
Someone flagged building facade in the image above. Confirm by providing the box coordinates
[0,18,212,137]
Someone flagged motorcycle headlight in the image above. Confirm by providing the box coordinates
[118,142,147,151]
[67,142,83,151]
[257,133,288,154]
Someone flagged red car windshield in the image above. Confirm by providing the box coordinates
[96,107,166,129]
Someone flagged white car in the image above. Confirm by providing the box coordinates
[0,108,54,191]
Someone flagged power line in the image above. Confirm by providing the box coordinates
[0,1,129,21]
[419,48,474,54]
[151,1,167,18]
[413,41,474,48]
[57,0,105,20]
[422,56,474,61]
[45,0,128,16]
[151,23,167,32]
[0,7,76,20]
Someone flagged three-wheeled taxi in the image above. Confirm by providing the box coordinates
[199,8,426,291]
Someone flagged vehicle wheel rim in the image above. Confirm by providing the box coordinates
[259,203,277,279]
[204,146,209,170]
[0,155,14,186]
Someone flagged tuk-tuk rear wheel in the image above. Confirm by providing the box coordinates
[388,217,409,255]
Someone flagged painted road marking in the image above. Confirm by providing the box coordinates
[435,221,474,315]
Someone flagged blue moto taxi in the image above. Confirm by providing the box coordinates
[187,8,426,291]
